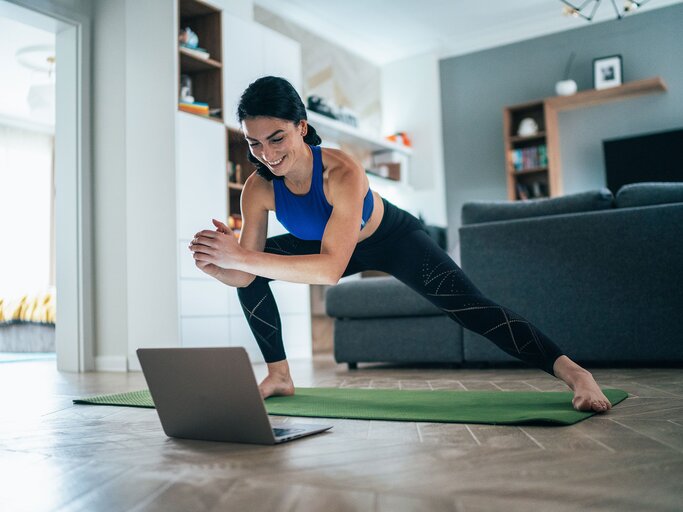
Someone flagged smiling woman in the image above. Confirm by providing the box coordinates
[187,76,613,413]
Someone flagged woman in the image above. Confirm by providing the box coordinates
[189,76,612,413]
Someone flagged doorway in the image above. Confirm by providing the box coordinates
[0,0,92,372]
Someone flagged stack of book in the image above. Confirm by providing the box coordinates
[180,43,210,60]
[179,101,209,116]
[510,144,547,171]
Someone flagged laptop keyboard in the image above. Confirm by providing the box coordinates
[273,427,306,437]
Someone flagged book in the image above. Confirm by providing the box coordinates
[179,103,209,115]
[180,44,210,60]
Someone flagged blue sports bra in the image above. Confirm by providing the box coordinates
[273,145,374,241]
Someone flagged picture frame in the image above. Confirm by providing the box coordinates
[593,55,623,90]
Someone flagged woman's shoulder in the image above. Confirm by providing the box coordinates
[242,172,275,210]
[319,147,363,177]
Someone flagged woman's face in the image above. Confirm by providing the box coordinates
[242,116,307,177]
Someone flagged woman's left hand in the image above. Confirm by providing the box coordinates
[189,219,244,270]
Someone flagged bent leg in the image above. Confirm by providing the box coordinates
[236,234,321,363]
[236,234,368,398]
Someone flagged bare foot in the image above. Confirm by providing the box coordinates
[258,359,295,399]
[553,355,612,413]
[259,373,295,399]
[570,371,612,413]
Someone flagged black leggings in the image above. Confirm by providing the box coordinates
[237,199,564,376]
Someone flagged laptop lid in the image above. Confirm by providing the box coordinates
[136,347,277,444]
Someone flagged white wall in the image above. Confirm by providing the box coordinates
[93,0,179,371]
[92,0,128,370]
[380,52,447,226]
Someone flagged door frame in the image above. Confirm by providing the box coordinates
[5,0,94,371]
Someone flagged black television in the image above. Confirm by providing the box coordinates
[602,127,683,195]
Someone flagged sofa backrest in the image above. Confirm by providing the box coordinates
[615,182,683,208]
[461,189,614,225]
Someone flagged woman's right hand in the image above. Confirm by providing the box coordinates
[189,237,222,278]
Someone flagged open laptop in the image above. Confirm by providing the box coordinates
[136,347,332,445]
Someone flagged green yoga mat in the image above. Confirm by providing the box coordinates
[73,387,628,426]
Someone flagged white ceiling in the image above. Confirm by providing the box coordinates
[254,0,683,65]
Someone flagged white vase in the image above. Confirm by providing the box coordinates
[555,79,578,96]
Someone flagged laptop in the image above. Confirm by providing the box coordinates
[136,347,332,445]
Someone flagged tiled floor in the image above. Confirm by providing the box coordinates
[0,356,682,511]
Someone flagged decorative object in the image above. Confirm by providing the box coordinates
[517,118,539,137]
[178,27,199,48]
[560,0,652,21]
[179,74,194,103]
[593,55,623,90]
[307,95,359,127]
[555,52,578,96]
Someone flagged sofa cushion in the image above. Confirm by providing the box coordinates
[461,189,614,225]
[615,182,683,208]
[326,277,443,319]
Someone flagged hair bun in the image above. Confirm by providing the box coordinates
[304,124,322,146]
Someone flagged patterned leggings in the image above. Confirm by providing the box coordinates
[237,199,564,376]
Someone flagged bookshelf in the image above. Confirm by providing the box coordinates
[504,76,667,201]
[504,101,550,200]
[178,0,223,122]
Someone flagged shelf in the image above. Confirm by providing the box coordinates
[545,77,667,112]
[177,109,223,123]
[509,132,546,143]
[510,167,548,176]
[179,48,222,72]
[306,110,412,156]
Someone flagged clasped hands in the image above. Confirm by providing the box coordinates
[188,218,244,271]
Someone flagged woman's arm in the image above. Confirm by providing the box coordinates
[192,151,367,285]
[190,173,269,288]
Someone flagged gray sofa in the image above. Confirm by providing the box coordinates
[326,182,683,369]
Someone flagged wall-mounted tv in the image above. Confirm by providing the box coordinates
[603,128,683,195]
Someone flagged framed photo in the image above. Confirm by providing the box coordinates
[593,55,623,90]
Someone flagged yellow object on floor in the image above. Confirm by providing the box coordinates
[0,289,56,324]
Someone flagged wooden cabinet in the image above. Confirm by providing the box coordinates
[178,0,223,122]
[503,77,667,201]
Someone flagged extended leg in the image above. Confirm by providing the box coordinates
[371,229,564,375]
[363,229,611,412]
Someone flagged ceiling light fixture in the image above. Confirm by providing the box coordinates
[560,0,651,21]
[15,45,56,115]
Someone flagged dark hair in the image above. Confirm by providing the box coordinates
[237,76,321,181]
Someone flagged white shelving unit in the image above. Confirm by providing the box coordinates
[306,110,412,156]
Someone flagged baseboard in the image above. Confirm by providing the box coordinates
[94,355,128,372]
[127,355,142,372]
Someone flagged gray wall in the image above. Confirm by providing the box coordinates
[440,5,683,248]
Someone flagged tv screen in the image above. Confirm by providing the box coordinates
[603,128,683,195]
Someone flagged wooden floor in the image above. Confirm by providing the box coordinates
[1,356,682,512]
